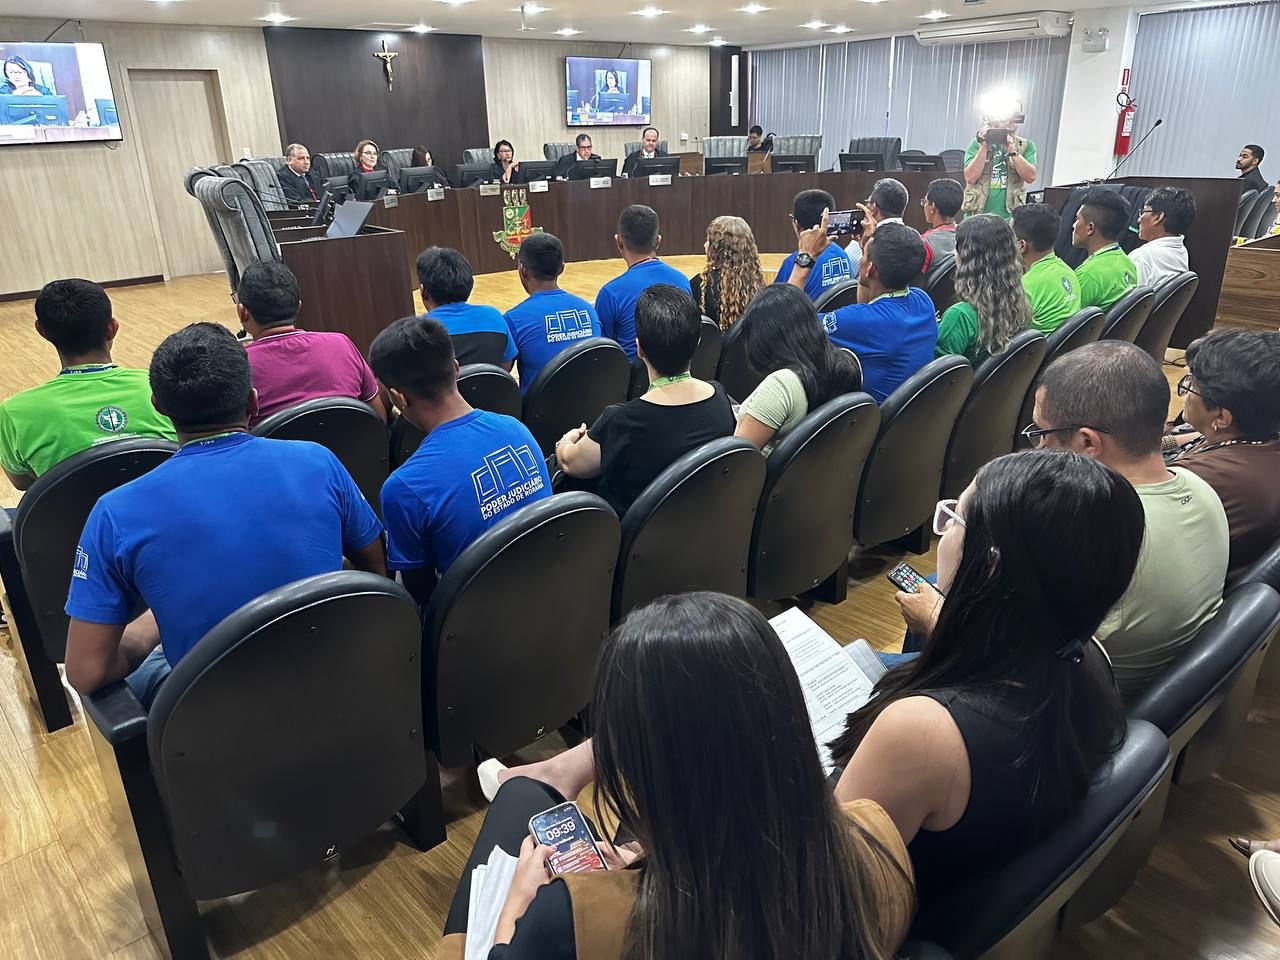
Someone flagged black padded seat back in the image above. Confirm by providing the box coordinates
[392,365,522,466]
[715,319,765,403]
[1016,307,1106,447]
[922,255,957,315]
[749,393,879,601]
[380,147,414,183]
[1243,186,1277,239]
[424,493,620,764]
[614,437,765,621]
[814,278,860,313]
[848,136,901,170]
[1099,286,1156,342]
[1235,539,1280,593]
[522,337,630,456]
[1234,188,1259,234]
[913,718,1170,958]
[14,439,177,661]
[145,572,425,900]
[312,152,356,181]
[942,330,1047,499]
[939,149,965,173]
[250,397,389,516]
[630,319,723,398]
[1134,271,1198,363]
[854,356,973,548]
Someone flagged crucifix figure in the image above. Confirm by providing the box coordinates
[373,39,399,92]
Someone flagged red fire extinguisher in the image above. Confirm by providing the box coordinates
[1114,91,1137,156]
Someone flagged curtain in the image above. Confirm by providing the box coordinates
[818,38,894,170]
[750,46,824,144]
[1124,2,1280,178]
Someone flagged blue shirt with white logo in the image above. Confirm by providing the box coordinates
[774,244,855,302]
[821,287,939,403]
[594,259,691,360]
[426,301,518,368]
[504,288,603,396]
[65,433,382,668]
[381,410,552,575]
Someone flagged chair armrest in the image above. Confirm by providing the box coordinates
[899,940,954,960]
[84,680,148,745]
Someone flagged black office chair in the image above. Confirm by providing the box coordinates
[251,397,389,517]
[1015,307,1106,448]
[1098,286,1156,342]
[939,149,965,173]
[922,255,958,315]
[85,571,432,959]
[914,719,1170,960]
[612,437,765,622]
[942,330,1047,499]
[848,136,901,171]
[1234,188,1260,235]
[522,337,630,456]
[379,147,414,184]
[1133,272,1199,364]
[629,318,720,400]
[1235,539,1280,593]
[424,493,619,797]
[748,394,879,604]
[854,356,973,552]
[1242,187,1277,239]
[813,278,860,313]
[715,319,765,403]
[312,151,357,181]
[391,365,522,467]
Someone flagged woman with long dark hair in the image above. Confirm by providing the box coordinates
[935,213,1031,364]
[1,55,52,96]
[831,449,1142,908]
[442,593,915,959]
[735,284,862,455]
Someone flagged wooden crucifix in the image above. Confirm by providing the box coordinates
[373,39,399,92]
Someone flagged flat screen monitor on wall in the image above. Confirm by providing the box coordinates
[565,56,651,127]
[0,41,122,147]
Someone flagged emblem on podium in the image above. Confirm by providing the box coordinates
[493,187,543,259]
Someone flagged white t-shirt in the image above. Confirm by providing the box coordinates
[1130,235,1188,289]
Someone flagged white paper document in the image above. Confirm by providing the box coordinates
[465,845,519,960]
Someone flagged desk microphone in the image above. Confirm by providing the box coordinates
[1103,118,1163,181]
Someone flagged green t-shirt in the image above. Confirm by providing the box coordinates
[1022,254,1081,333]
[1074,244,1138,311]
[0,365,177,480]
[935,301,988,366]
[963,137,1037,217]
[737,367,809,458]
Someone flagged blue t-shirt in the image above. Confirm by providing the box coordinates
[821,288,939,403]
[65,433,382,668]
[774,244,855,302]
[504,289,603,396]
[594,259,692,360]
[382,410,552,575]
[427,301,518,368]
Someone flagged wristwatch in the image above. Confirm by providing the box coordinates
[795,252,816,269]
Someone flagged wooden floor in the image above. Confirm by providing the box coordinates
[0,263,1277,959]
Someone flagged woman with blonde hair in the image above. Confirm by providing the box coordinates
[352,139,381,174]
[690,215,765,331]
[935,213,1031,365]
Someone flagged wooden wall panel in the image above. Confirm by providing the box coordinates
[482,39,709,166]
[709,45,746,137]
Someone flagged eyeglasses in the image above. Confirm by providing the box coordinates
[1020,422,1112,446]
[1176,373,1200,398]
[933,499,966,536]
[1140,207,1154,216]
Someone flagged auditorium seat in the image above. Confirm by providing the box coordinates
[1099,286,1156,342]
[854,355,973,552]
[702,136,748,157]
[1133,271,1198,363]
[190,175,282,291]
[1015,307,1106,448]
[623,139,668,156]
[1234,188,1260,235]
[234,159,290,211]
[612,437,765,622]
[1241,186,1277,239]
[251,397,389,517]
[1235,539,1280,593]
[913,718,1170,960]
[543,142,575,161]
[380,147,414,184]
[847,136,901,171]
[522,337,630,455]
[392,364,522,467]
[715,319,766,404]
[942,329,1047,499]
[463,147,491,166]
[628,317,721,398]
[921,254,958,315]
[814,278,860,313]
[939,149,965,173]
[312,151,356,180]
[85,570,434,958]
[748,393,879,604]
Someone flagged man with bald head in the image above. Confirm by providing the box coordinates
[278,143,323,204]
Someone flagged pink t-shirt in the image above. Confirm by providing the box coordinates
[245,330,379,425]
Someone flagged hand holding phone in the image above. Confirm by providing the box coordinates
[886,561,928,594]
[529,801,608,874]
[825,209,864,237]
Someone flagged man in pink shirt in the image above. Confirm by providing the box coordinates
[238,261,388,425]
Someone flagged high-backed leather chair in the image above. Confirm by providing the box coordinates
[234,159,289,211]
[522,337,630,455]
[629,318,722,398]
[1134,271,1198,363]
[1234,188,1260,235]
[392,364,522,467]
[771,134,822,159]
[183,166,218,196]
[380,147,414,184]
[623,139,669,156]
[85,571,432,959]
[544,142,575,161]
[913,719,1170,960]
[942,330,1047,498]
[715,319,766,403]
[848,136,901,171]
[191,175,282,292]
[1015,307,1106,447]
[748,394,879,604]
[702,136,748,157]
[922,254,958,314]
[423,493,619,820]
[939,148,965,173]
[612,438,765,622]
[251,397,389,517]
[814,278,860,313]
[1099,286,1156,342]
[214,163,247,183]
[855,356,973,551]
[1242,186,1277,239]
[312,151,356,180]
[463,147,491,166]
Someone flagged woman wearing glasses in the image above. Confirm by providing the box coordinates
[829,449,1144,910]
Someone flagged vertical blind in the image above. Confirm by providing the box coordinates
[819,38,894,170]
[750,46,824,145]
[1124,2,1280,178]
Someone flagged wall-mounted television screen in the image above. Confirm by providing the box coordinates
[0,41,122,147]
[565,56,651,127]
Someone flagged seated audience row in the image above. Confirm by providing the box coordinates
[935,214,1032,365]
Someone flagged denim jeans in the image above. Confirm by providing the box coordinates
[124,646,172,709]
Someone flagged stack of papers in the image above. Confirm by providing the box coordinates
[465,845,519,960]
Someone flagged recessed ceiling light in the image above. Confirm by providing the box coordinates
[920,9,949,18]
[827,23,853,32]
[410,23,435,32]
[555,26,582,34]
[738,3,770,12]
[859,0,889,4]
[686,23,715,33]
[801,19,828,28]
[143,0,183,4]
[436,0,474,5]
[516,3,548,12]
[257,11,297,23]
[633,5,665,15]
[708,36,729,45]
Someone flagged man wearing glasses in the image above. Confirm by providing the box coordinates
[1025,340,1228,697]
[1131,187,1196,288]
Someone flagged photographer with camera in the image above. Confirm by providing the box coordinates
[963,97,1038,220]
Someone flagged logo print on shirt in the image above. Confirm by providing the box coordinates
[72,546,89,581]
[821,255,852,287]
[95,405,128,433]
[546,309,593,344]
[472,443,546,520]
[1061,276,1074,294]
[820,312,838,334]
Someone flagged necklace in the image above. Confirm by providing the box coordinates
[648,372,692,389]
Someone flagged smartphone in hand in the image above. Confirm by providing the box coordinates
[825,209,865,237]
[886,561,929,595]
[529,801,608,874]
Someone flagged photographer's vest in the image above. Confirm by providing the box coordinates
[962,134,1031,215]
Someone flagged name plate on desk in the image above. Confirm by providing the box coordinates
[528,179,549,193]
[382,193,399,208]
[589,176,612,189]
[479,183,502,197]
[648,174,672,187]
[426,187,445,201]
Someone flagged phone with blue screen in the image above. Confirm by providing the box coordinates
[529,801,608,874]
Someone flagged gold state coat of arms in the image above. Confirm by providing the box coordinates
[493,187,543,259]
